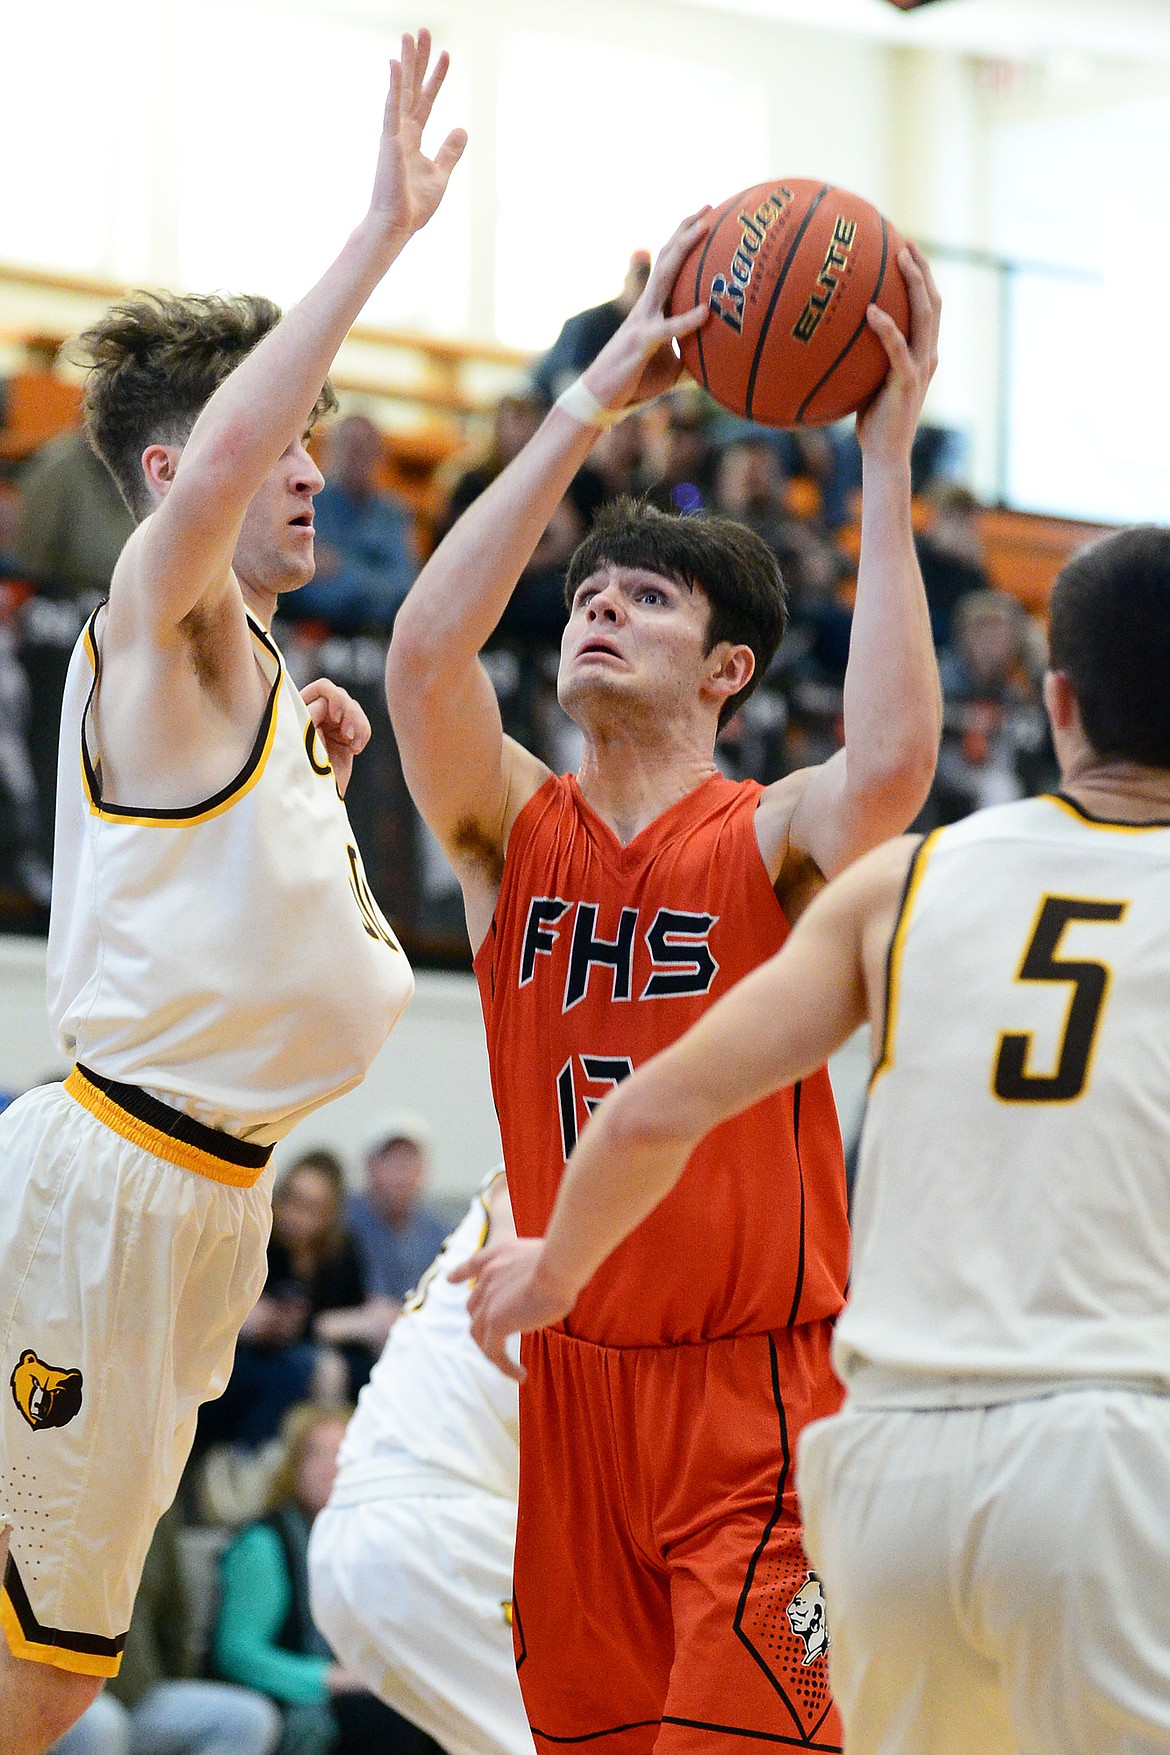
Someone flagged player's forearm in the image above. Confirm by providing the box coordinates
[843,455,941,815]
[388,407,597,685]
[176,218,409,515]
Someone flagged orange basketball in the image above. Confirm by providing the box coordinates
[670,178,910,427]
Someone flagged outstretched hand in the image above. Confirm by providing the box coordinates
[580,208,714,414]
[855,240,941,461]
[449,1237,576,1383]
[302,678,371,796]
[369,29,467,244]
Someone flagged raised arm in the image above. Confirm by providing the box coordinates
[452,835,918,1377]
[773,244,943,887]
[113,32,465,640]
[385,211,712,921]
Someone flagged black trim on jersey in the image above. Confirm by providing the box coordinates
[74,1063,273,1170]
[870,834,929,1082]
[784,1083,806,1328]
[512,1587,527,1667]
[80,609,282,821]
[733,1336,792,1693]
[662,1717,842,1752]
[1050,792,1170,830]
[529,1721,662,1745]
[304,719,333,776]
[3,1554,127,1660]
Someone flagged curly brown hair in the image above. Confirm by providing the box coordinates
[75,291,337,520]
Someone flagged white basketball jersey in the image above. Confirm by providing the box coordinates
[47,607,414,1144]
[331,1180,519,1505]
[837,793,1170,1407]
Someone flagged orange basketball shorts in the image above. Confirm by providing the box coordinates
[512,1320,844,1755]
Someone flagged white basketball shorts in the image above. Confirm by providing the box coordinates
[309,1479,532,1755]
[797,1389,1170,1755]
[0,1068,272,1675]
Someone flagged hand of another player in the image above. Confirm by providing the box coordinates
[302,678,371,797]
[449,1238,576,1383]
[368,30,468,244]
[581,208,714,414]
[855,241,941,462]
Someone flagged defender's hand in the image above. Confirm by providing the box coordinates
[579,208,714,415]
[369,29,467,244]
[449,1238,576,1383]
[855,241,941,462]
[302,678,371,797]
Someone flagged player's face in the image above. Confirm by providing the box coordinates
[558,565,715,731]
[232,435,324,598]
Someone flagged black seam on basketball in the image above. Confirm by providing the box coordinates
[785,1082,806,1326]
[795,214,890,426]
[3,1555,128,1658]
[661,1719,842,1752]
[694,197,738,391]
[529,1720,662,1744]
[746,184,829,421]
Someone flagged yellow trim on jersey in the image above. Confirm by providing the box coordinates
[1044,793,1170,834]
[0,1589,122,1679]
[79,613,283,828]
[64,1067,268,1188]
[869,831,941,1090]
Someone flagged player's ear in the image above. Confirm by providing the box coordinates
[705,642,755,707]
[141,443,183,503]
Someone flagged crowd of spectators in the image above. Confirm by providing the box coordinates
[0,298,1058,946]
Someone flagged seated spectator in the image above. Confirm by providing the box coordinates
[930,589,1055,822]
[529,251,651,404]
[915,482,992,649]
[200,1153,390,1450]
[348,1123,446,1307]
[214,1406,433,1755]
[711,434,848,604]
[50,1505,279,1755]
[15,429,135,606]
[587,410,647,508]
[279,415,415,634]
[438,394,545,534]
[641,391,715,514]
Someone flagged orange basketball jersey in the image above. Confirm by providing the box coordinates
[474,772,849,1347]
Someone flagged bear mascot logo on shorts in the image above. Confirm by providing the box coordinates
[10,1349,84,1431]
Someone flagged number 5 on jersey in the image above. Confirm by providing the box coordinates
[993,895,1127,1104]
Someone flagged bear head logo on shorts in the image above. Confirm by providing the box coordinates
[10,1349,84,1431]
[786,1571,830,1666]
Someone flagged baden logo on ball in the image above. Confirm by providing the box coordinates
[669,178,911,428]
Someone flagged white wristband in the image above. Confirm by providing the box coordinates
[555,377,626,431]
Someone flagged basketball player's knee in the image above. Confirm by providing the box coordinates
[0,1655,102,1755]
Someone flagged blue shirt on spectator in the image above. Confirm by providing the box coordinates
[287,481,416,634]
[346,1193,447,1302]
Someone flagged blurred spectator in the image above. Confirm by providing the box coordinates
[14,430,134,605]
[201,1152,389,1450]
[280,416,415,634]
[588,411,647,507]
[641,393,715,515]
[438,395,545,534]
[214,1406,432,1755]
[930,589,1055,822]
[915,483,993,649]
[348,1123,446,1306]
[530,251,651,404]
[0,607,52,907]
[711,435,848,604]
[50,1508,280,1755]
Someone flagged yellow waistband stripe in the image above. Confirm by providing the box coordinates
[64,1067,269,1189]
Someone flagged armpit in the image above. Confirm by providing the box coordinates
[774,841,827,926]
[452,814,505,886]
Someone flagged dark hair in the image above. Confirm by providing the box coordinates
[564,497,787,727]
[1047,525,1170,769]
[76,291,337,519]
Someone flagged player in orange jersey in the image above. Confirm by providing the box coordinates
[387,213,942,1755]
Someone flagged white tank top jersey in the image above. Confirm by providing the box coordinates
[46,607,414,1145]
[838,793,1170,1409]
[331,1179,519,1507]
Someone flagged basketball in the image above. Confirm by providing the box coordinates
[670,178,911,427]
